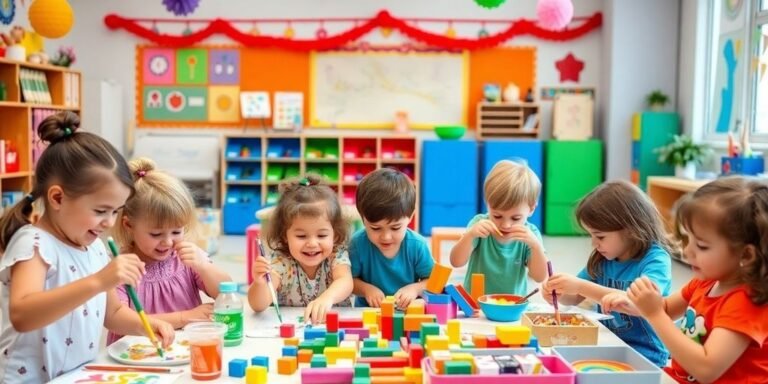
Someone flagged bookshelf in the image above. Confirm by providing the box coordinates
[0,58,81,209]
[221,133,419,234]
[476,102,539,139]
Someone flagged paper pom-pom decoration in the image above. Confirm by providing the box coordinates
[474,0,506,9]
[162,0,200,16]
[537,0,574,31]
[0,0,16,25]
[28,0,74,39]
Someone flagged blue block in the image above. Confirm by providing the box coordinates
[304,326,327,340]
[228,358,248,378]
[424,292,451,304]
[338,329,346,342]
[251,356,269,369]
[409,331,420,339]
[526,335,539,352]
[445,284,475,316]
[282,345,298,357]
[411,338,421,345]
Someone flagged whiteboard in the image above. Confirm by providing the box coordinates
[311,51,467,128]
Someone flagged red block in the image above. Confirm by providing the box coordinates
[455,284,480,310]
[357,357,409,368]
[486,335,504,348]
[326,311,339,333]
[280,323,295,338]
[408,344,424,369]
[381,316,393,340]
[338,318,364,329]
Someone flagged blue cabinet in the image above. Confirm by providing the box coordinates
[421,140,479,235]
[480,140,543,229]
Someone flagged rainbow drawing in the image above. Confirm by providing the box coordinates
[571,359,634,372]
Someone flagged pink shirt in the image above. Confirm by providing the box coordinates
[106,252,210,345]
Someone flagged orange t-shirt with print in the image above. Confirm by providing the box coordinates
[664,279,768,383]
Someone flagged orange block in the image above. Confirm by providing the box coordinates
[277,356,298,375]
[404,314,436,332]
[297,349,313,364]
[371,376,411,384]
[472,333,488,348]
[406,303,425,315]
[470,274,485,301]
[371,367,406,376]
[382,301,395,317]
[425,264,452,294]
[284,337,299,346]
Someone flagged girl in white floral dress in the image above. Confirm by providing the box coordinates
[248,174,353,324]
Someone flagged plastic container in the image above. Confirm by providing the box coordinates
[552,346,662,384]
[478,294,529,322]
[213,281,243,347]
[185,322,227,381]
[434,125,467,140]
[423,354,575,384]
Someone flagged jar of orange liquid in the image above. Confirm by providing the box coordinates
[184,322,227,381]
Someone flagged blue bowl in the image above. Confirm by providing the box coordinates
[479,294,529,322]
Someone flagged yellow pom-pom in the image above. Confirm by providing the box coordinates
[28,0,74,39]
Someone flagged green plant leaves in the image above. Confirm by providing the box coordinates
[654,134,712,166]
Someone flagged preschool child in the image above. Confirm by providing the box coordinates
[449,160,548,295]
[107,157,232,344]
[620,177,768,383]
[0,112,175,383]
[541,180,673,367]
[248,174,353,324]
[349,168,434,309]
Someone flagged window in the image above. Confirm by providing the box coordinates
[754,11,768,134]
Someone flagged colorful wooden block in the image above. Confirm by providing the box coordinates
[472,334,488,348]
[310,355,327,368]
[470,273,485,301]
[251,356,269,369]
[403,367,423,383]
[340,318,364,329]
[368,377,410,383]
[486,335,504,348]
[392,313,404,340]
[298,349,313,363]
[420,323,440,346]
[355,363,371,378]
[446,319,461,345]
[426,264,452,294]
[527,335,539,351]
[460,340,475,349]
[353,377,372,384]
[228,358,248,378]
[364,338,378,348]
[405,303,425,315]
[284,337,299,346]
[381,316,394,340]
[370,367,406,376]
[392,351,409,360]
[431,350,452,374]
[325,347,357,364]
[367,324,379,336]
[280,323,295,338]
[408,344,424,369]
[357,357,409,368]
[403,314,436,332]
[454,284,479,309]
[327,311,339,332]
[496,325,531,345]
[444,285,475,316]
[381,301,395,317]
[301,367,354,383]
[337,358,355,367]
[245,365,267,384]
[282,345,298,357]
[326,332,340,347]
[304,326,327,340]
[277,356,298,375]
[445,361,472,375]
[425,302,457,324]
[363,309,378,325]
[425,335,449,353]
[424,292,451,304]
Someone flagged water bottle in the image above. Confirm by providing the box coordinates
[213,281,243,347]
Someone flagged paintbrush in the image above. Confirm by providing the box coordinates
[106,237,165,358]
[515,287,540,304]
[257,238,284,324]
[547,261,561,325]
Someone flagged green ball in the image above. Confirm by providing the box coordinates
[474,0,506,9]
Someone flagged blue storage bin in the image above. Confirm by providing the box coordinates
[223,202,260,235]
[225,138,261,159]
[267,138,301,159]
[721,156,764,176]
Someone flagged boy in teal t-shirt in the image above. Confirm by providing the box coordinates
[450,160,548,295]
[350,168,434,308]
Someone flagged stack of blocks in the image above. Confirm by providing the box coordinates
[424,264,483,321]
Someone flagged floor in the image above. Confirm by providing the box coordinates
[213,234,695,295]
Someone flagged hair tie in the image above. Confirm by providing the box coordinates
[25,193,34,202]
[63,127,72,136]
[299,177,310,186]
[137,170,147,178]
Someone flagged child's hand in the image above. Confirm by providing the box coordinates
[540,282,556,305]
[544,273,583,295]
[148,317,176,349]
[363,284,386,308]
[394,284,421,309]
[506,224,541,248]
[601,292,638,315]
[468,219,498,239]
[305,296,334,325]
[97,253,146,290]
[250,257,271,286]
[182,303,214,323]
[176,241,207,270]
[627,277,663,318]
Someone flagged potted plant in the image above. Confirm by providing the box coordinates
[655,134,712,180]
[646,90,669,111]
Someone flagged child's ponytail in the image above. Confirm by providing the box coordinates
[0,193,36,251]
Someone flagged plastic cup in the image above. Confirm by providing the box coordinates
[185,322,227,381]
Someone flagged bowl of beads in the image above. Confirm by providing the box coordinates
[521,313,599,347]
[478,294,529,322]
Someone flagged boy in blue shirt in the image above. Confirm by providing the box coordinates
[350,168,434,308]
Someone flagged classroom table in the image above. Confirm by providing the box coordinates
[52,305,679,383]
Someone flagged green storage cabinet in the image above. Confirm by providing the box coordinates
[544,140,604,235]
[631,112,678,190]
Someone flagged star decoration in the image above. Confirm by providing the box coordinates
[555,53,584,83]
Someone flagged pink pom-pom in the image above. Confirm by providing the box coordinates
[537,0,574,31]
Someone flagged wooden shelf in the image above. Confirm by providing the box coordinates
[381,159,416,164]
[225,157,262,163]
[264,158,301,163]
[0,171,32,179]
[477,102,539,139]
[342,158,377,164]
[304,158,339,163]
[225,180,261,185]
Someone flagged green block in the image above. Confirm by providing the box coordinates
[420,323,440,346]
[310,355,327,368]
[445,361,473,375]
[313,339,326,354]
[360,347,394,357]
[460,341,475,349]
[352,378,371,384]
[325,332,340,347]
[354,363,371,378]
[299,340,315,351]
[393,314,404,340]
[363,338,378,348]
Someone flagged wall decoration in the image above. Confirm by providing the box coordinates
[723,0,745,24]
[537,0,574,31]
[142,86,207,122]
[274,92,304,130]
[713,36,742,133]
[240,91,270,119]
[106,10,602,50]
[0,0,15,25]
[28,0,74,38]
[143,48,175,84]
[474,0,506,9]
[540,86,595,101]
[162,0,200,16]
[176,48,208,85]
[555,52,584,83]
[208,85,240,122]
[552,93,593,140]
[208,49,239,84]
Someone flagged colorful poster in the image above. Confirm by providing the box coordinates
[274,92,304,129]
[209,49,240,84]
[240,91,271,118]
[540,87,595,101]
[143,86,208,121]
[176,49,208,85]
[208,86,241,122]
[142,49,175,85]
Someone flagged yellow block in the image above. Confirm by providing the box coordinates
[425,335,449,353]
[324,347,357,364]
[404,367,423,383]
[393,350,409,359]
[245,365,268,384]
[378,338,389,348]
[284,337,299,346]
[363,309,378,325]
[406,303,425,315]
[367,324,379,336]
[450,352,476,374]
[447,319,461,344]
[496,325,531,345]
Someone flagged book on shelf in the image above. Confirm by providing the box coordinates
[19,68,52,105]
[31,109,56,167]
[63,72,80,107]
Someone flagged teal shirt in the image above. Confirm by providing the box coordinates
[463,214,543,295]
[349,229,434,307]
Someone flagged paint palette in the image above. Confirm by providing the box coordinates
[108,335,190,366]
